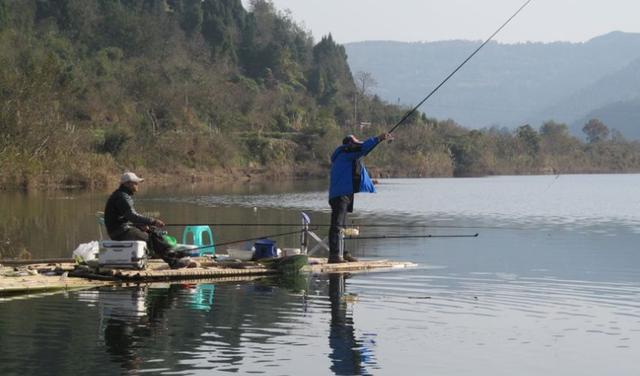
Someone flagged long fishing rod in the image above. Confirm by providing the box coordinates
[345,233,479,240]
[376,0,534,139]
[162,223,524,230]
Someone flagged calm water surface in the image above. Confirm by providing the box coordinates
[1,175,639,375]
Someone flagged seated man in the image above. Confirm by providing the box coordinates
[104,172,193,268]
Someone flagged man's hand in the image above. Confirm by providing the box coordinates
[378,133,393,142]
[152,219,165,227]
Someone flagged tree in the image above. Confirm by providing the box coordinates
[583,118,609,143]
[354,71,377,97]
[540,120,568,138]
[0,1,9,30]
[180,0,203,36]
[539,121,576,155]
[516,124,540,156]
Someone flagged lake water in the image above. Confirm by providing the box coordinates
[1,175,639,375]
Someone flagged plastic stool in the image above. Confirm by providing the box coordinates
[182,226,215,256]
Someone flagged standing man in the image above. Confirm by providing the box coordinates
[328,133,392,263]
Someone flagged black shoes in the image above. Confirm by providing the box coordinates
[328,252,359,264]
[328,257,347,264]
[343,252,358,262]
[170,257,198,269]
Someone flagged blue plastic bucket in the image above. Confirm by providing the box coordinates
[254,239,277,259]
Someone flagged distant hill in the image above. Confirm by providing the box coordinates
[536,56,640,137]
[345,32,640,136]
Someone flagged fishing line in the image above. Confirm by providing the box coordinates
[544,171,561,192]
[377,0,535,139]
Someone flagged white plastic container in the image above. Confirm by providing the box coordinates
[99,240,148,270]
[282,248,301,257]
[227,248,254,261]
[344,227,360,236]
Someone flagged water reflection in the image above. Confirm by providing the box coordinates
[101,287,149,371]
[2,267,640,375]
[329,273,373,375]
[68,274,376,375]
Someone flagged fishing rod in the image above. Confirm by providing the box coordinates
[161,223,524,230]
[374,0,534,141]
[345,233,479,240]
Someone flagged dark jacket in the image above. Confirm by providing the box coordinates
[329,136,379,199]
[104,185,154,238]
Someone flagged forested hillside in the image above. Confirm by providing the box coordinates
[0,0,411,189]
[2,0,640,190]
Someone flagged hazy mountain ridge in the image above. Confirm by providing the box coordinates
[539,57,640,136]
[345,32,640,136]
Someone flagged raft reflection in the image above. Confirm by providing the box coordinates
[77,274,377,375]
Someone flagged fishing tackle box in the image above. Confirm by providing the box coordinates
[98,240,148,269]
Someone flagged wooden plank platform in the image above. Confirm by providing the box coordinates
[306,258,417,273]
[2,257,417,296]
[0,273,111,295]
[107,258,417,281]
[102,259,279,282]
[1,263,111,296]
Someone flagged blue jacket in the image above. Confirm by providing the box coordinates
[329,137,379,199]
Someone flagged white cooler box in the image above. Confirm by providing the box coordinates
[99,240,148,270]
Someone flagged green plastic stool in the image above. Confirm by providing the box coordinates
[182,226,215,256]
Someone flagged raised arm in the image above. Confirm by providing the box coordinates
[361,133,393,157]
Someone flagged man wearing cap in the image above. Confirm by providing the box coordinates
[104,172,192,268]
[328,133,392,263]
[105,172,164,242]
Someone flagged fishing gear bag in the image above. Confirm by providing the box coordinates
[148,228,177,257]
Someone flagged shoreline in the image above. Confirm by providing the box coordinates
[0,164,328,192]
[3,164,640,192]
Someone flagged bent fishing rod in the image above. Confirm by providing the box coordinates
[373,0,534,145]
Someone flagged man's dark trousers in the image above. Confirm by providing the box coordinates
[111,227,149,242]
[329,195,353,261]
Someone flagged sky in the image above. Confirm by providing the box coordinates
[242,0,640,44]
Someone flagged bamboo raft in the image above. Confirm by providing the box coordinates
[0,264,111,295]
[1,257,416,296]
